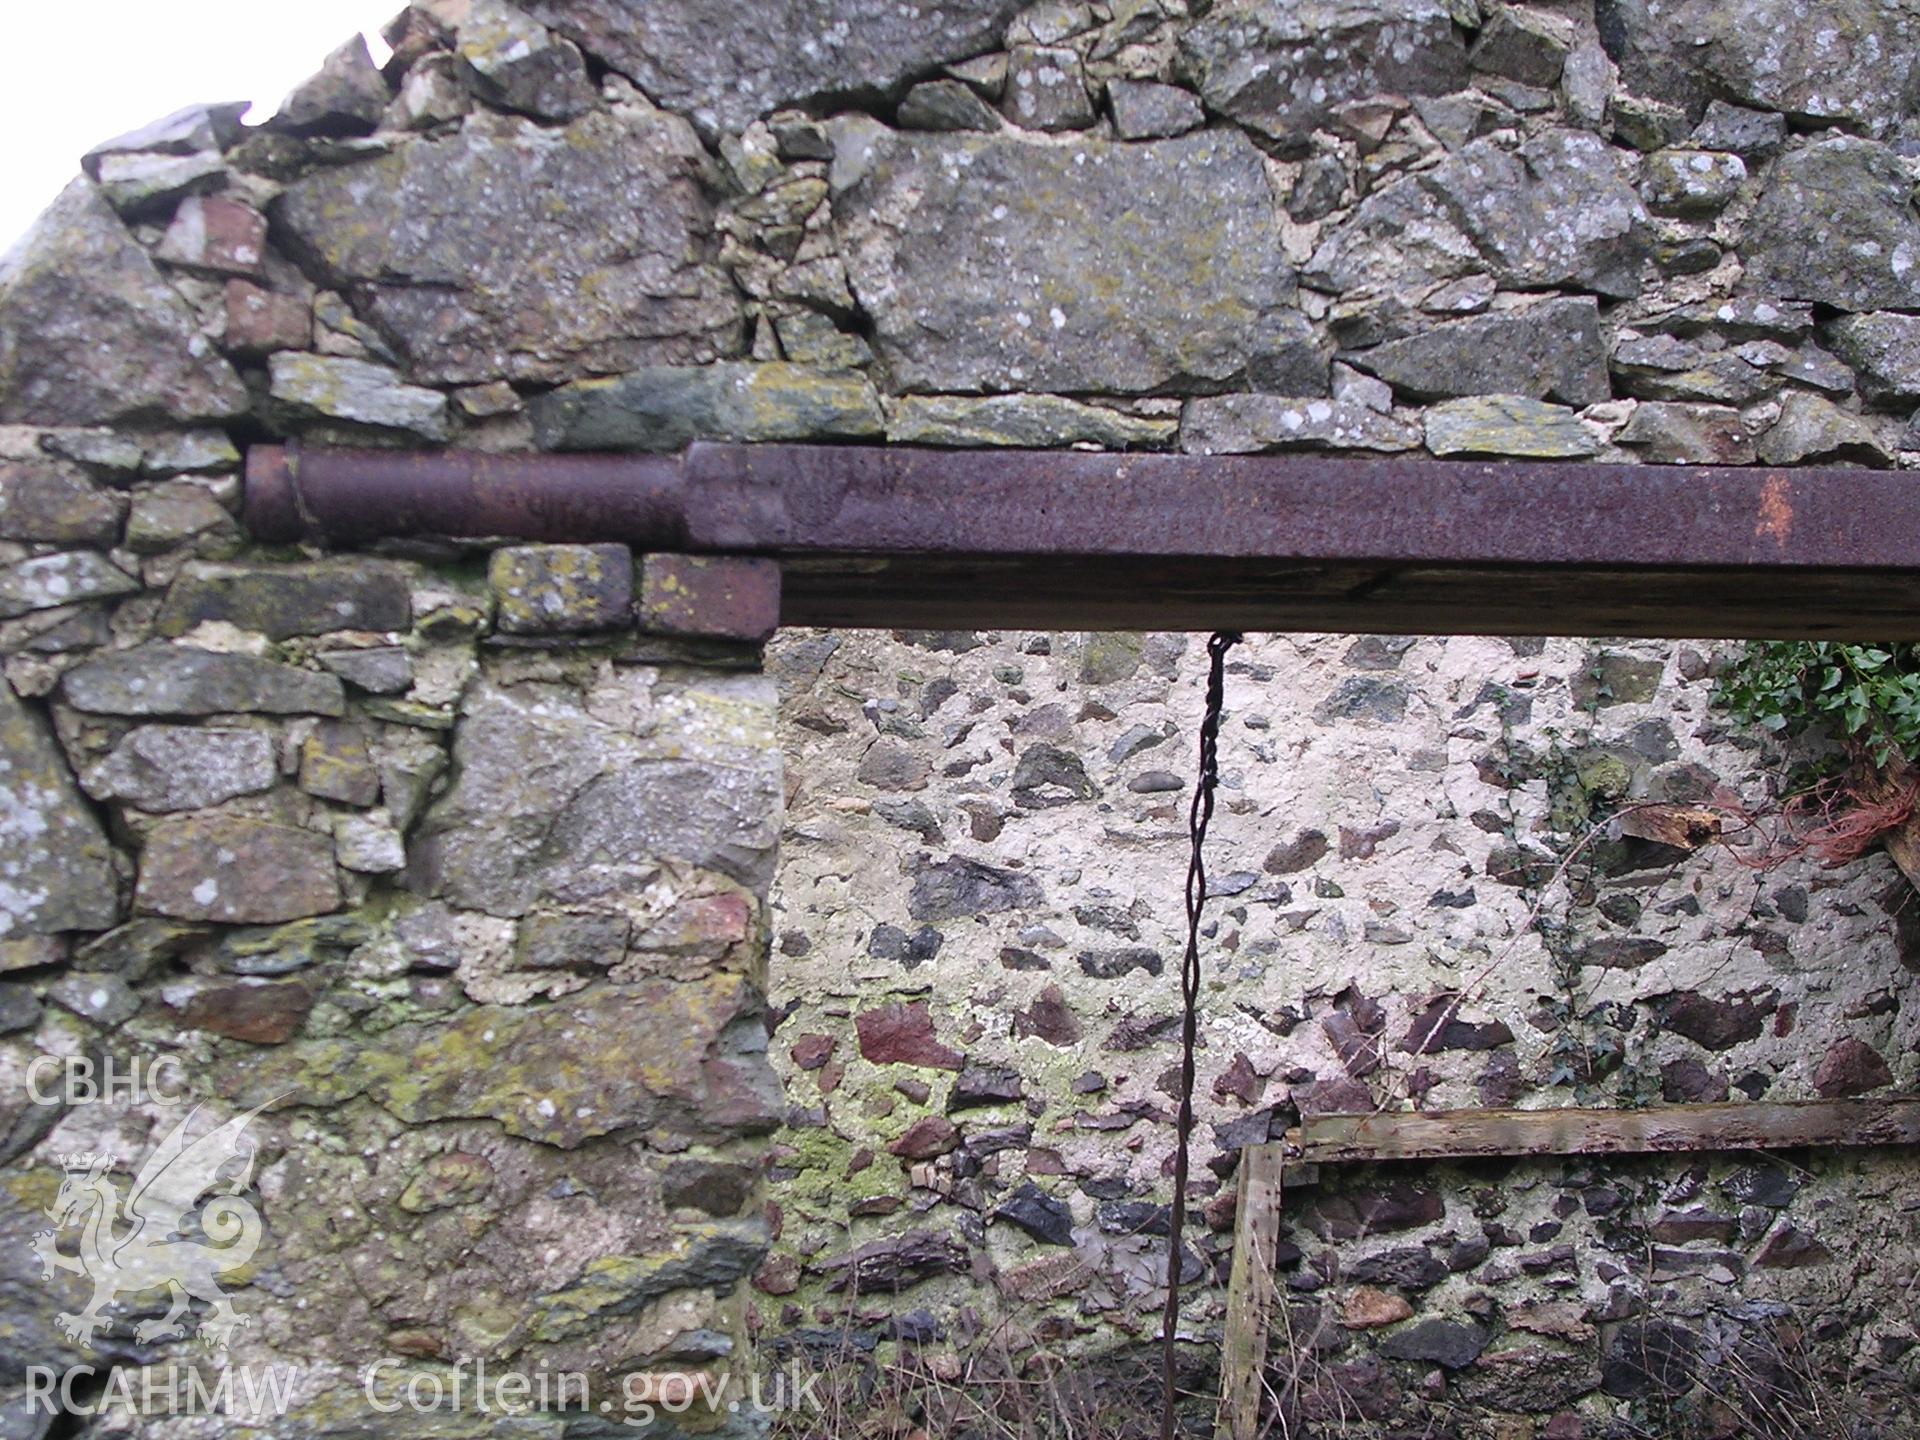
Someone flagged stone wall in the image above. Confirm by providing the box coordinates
[0,0,1917,1435]
[764,630,1920,1433]
[0,523,788,1431]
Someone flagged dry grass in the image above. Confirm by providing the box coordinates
[757,1319,1210,1440]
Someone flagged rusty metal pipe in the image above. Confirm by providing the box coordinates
[246,443,688,549]
[244,442,1920,640]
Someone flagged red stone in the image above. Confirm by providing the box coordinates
[224,280,312,354]
[751,1253,800,1295]
[1014,985,1082,1046]
[157,196,268,277]
[1753,1224,1834,1269]
[637,553,781,643]
[635,893,752,953]
[854,1000,964,1070]
[1212,1051,1263,1104]
[1203,1189,1238,1231]
[1813,1037,1893,1097]
[888,1115,959,1159]
[1660,1056,1729,1103]
[1299,1076,1376,1115]
[172,982,312,1044]
[789,1033,835,1070]
[1648,1209,1737,1245]
[1341,1286,1413,1329]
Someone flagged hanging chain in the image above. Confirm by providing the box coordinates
[1159,630,1242,1440]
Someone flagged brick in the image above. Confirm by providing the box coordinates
[637,554,780,643]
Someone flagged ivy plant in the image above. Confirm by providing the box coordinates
[1716,642,1920,770]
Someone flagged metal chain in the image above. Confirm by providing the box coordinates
[1160,630,1242,1440]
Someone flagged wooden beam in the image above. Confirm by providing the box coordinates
[1214,1142,1286,1440]
[1290,1097,1920,1166]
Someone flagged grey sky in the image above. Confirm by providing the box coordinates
[2,2,398,252]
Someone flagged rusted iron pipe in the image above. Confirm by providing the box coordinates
[246,443,687,548]
[253,441,1915,570]
[244,442,1920,640]
[679,443,1909,571]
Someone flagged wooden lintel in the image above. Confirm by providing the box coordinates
[1289,1097,1920,1166]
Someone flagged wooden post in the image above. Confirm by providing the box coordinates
[1214,1141,1286,1440]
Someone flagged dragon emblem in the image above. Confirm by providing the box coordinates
[33,1102,273,1350]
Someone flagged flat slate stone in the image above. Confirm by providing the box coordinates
[269,35,390,137]
[1596,0,1920,134]
[62,644,346,717]
[1616,402,1756,465]
[0,461,122,545]
[426,0,598,121]
[273,107,741,384]
[1754,392,1890,467]
[1642,149,1746,217]
[81,101,249,170]
[1690,101,1787,157]
[521,0,1025,133]
[1350,297,1610,406]
[1178,0,1467,145]
[412,677,781,916]
[1180,394,1421,454]
[1107,80,1205,140]
[887,394,1175,449]
[1826,313,1920,406]
[0,552,139,618]
[1379,1317,1491,1369]
[490,544,634,634]
[156,562,414,640]
[1425,395,1600,458]
[136,816,341,924]
[1310,129,1649,299]
[0,683,121,938]
[48,973,139,1027]
[85,725,278,813]
[266,354,451,441]
[93,151,227,219]
[316,646,413,695]
[0,181,247,425]
[1470,5,1574,87]
[1432,130,1650,298]
[897,79,1003,133]
[1745,138,1920,313]
[531,363,882,451]
[830,121,1293,393]
[1002,45,1094,132]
